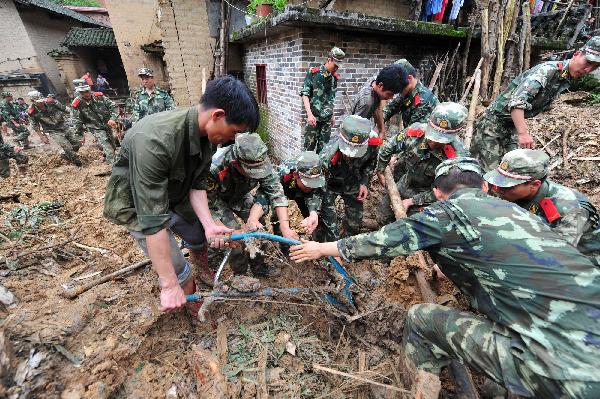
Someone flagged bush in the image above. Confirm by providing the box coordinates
[48,0,101,6]
[247,0,287,15]
[256,104,269,144]
[570,75,600,95]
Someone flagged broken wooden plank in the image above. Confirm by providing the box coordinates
[313,363,408,393]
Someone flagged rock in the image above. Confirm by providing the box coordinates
[0,285,17,309]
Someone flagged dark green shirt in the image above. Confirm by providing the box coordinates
[339,188,600,381]
[103,106,215,234]
[299,64,338,121]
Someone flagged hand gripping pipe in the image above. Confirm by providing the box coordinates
[187,232,356,309]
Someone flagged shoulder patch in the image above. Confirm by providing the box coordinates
[71,98,81,107]
[331,150,341,166]
[27,106,35,115]
[333,72,340,80]
[406,127,424,138]
[413,94,421,106]
[311,67,320,73]
[218,167,229,182]
[93,92,103,97]
[283,173,294,183]
[443,144,456,159]
[368,137,383,146]
[557,62,564,71]
[46,97,54,103]
[539,198,561,223]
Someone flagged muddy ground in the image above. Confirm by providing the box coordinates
[0,93,598,399]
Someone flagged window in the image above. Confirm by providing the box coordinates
[256,64,267,104]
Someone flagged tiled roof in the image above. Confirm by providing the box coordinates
[14,0,106,26]
[63,27,116,48]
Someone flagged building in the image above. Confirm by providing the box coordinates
[0,0,108,96]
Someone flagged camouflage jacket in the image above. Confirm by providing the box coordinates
[131,86,176,123]
[320,136,379,193]
[488,61,572,120]
[515,179,600,255]
[28,98,69,131]
[299,64,339,121]
[0,100,22,123]
[383,81,439,126]
[205,146,288,220]
[70,92,118,132]
[376,123,469,206]
[339,187,600,381]
[350,81,380,120]
[270,159,323,214]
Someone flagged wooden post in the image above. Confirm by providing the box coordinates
[202,67,207,94]
[428,61,445,91]
[522,0,532,70]
[358,351,368,399]
[382,166,479,399]
[555,0,575,37]
[460,16,477,95]
[460,58,483,104]
[479,0,491,100]
[464,69,482,148]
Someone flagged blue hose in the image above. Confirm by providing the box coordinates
[213,232,357,308]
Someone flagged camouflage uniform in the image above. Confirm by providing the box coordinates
[485,149,600,265]
[0,130,28,178]
[0,93,30,147]
[472,35,600,171]
[382,60,439,126]
[376,102,470,224]
[338,158,600,398]
[205,133,288,275]
[70,79,119,164]
[131,67,176,124]
[27,91,82,166]
[319,115,379,241]
[270,151,326,246]
[300,47,345,153]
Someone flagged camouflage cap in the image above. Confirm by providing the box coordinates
[424,102,468,144]
[1,91,12,97]
[338,115,371,158]
[393,58,418,76]
[296,151,325,189]
[138,67,154,77]
[483,149,549,188]
[435,157,483,179]
[329,47,345,65]
[73,79,90,92]
[47,93,56,98]
[28,90,43,102]
[233,132,273,179]
[581,36,600,63]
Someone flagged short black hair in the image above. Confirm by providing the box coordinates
[398,63,417,78]
[200,75,260,131]
[433,167,484,194]
[375,64,410,94]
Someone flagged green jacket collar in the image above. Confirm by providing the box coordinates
[448,187,486,200]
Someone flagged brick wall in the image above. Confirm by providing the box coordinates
[0,80,42,99]
[158,0,215,106]
[288,0,411,19]
[53,54,84,98]
[19,9,86,95]
[0,0,42,75]
[104,0,168,91]
[243,29,459,159]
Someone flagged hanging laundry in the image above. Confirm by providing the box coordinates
[449,0,464,20]
[433,0,449,21]
[534,0,544,14]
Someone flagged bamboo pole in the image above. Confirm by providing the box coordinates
[460,58,483,104]
[428,61,445,91]
[464,69,482,148]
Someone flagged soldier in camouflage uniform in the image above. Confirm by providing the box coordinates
[1,92,30,148]
[300,47,345,153]
[472,36,600,171]
[70,79,119,164]
[375,102,470,224]
[205,133,298,275]
[291,157,600,398]
[270,151,326,252]
[485,149,600,265]
[319,115,380,241]
[0,129,28,178]
[350,64,408,138]
[27,91,82,166]
[131,67,176,124]
[382,59,439,128]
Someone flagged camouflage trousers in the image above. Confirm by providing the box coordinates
[319,189,363,242]
[404,303,600,398]
[209,194,267,275]
[0,144,28,178]
[8,122,30,147]
[46,128,81,165]
[90,128,117,164]
[470,112,518,171]
[304,119,332,154]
